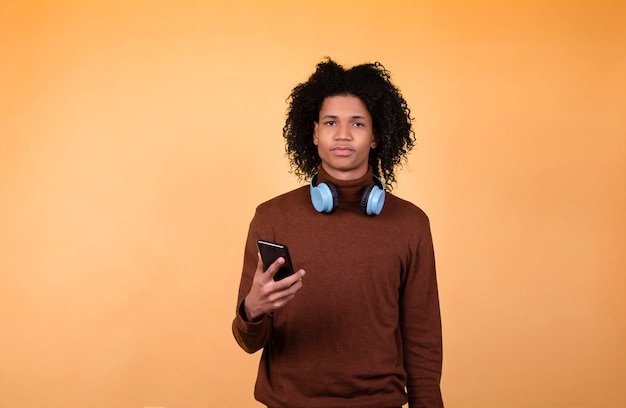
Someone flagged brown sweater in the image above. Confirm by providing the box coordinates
[232,167,443,408]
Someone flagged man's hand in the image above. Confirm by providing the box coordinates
[243,253,305,321]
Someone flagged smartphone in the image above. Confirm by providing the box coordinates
[257,240,295,281]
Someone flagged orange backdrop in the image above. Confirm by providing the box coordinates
[1,1,625,407]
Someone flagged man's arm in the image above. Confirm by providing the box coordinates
[401,216,444,408]
[232,254,305,353]
[232,211,305,353]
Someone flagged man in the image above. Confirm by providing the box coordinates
[232,58,443,408]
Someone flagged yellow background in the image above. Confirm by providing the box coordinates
[1,1,625,407]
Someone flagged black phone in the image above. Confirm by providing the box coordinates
[257,240,295,281]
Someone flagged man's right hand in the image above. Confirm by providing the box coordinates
[243,253,305,321]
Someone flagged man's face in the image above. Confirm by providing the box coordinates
[313,95,376,181]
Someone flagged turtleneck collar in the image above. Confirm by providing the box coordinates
[315,166,376,210]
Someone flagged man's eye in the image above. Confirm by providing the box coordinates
[325,121,336,126]
[354,122,364,127]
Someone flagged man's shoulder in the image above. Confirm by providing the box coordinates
[385,193,430,219]
[256,185,310,213]
[382,193,433,235]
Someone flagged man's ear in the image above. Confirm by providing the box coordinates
[313,122,319,145]
[370,132,378,149]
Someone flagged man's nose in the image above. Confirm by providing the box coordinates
[335,123,352,139]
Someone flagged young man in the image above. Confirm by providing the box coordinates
[232,58,443,408]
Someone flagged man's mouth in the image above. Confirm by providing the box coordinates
[331,146,354,156]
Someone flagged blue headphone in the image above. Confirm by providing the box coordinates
[309,174,386,216]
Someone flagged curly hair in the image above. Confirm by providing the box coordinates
[283,57,415,190]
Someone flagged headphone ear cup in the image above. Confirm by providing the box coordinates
[360,184,374,214]
[310,176,339,213]
[361,177,386,215]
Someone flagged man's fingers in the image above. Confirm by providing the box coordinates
[256,253,289,281]
[264,256,286,280]
[275,269,305,289]
[268,277,304,308]
[256,252,265,272]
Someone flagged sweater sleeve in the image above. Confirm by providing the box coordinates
[232,300,272,353]
[401,215,444,408]
[231,207,274,353]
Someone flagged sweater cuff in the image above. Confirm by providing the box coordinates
[238,299,266,325]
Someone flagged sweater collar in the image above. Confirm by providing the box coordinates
[315,166,375,207]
